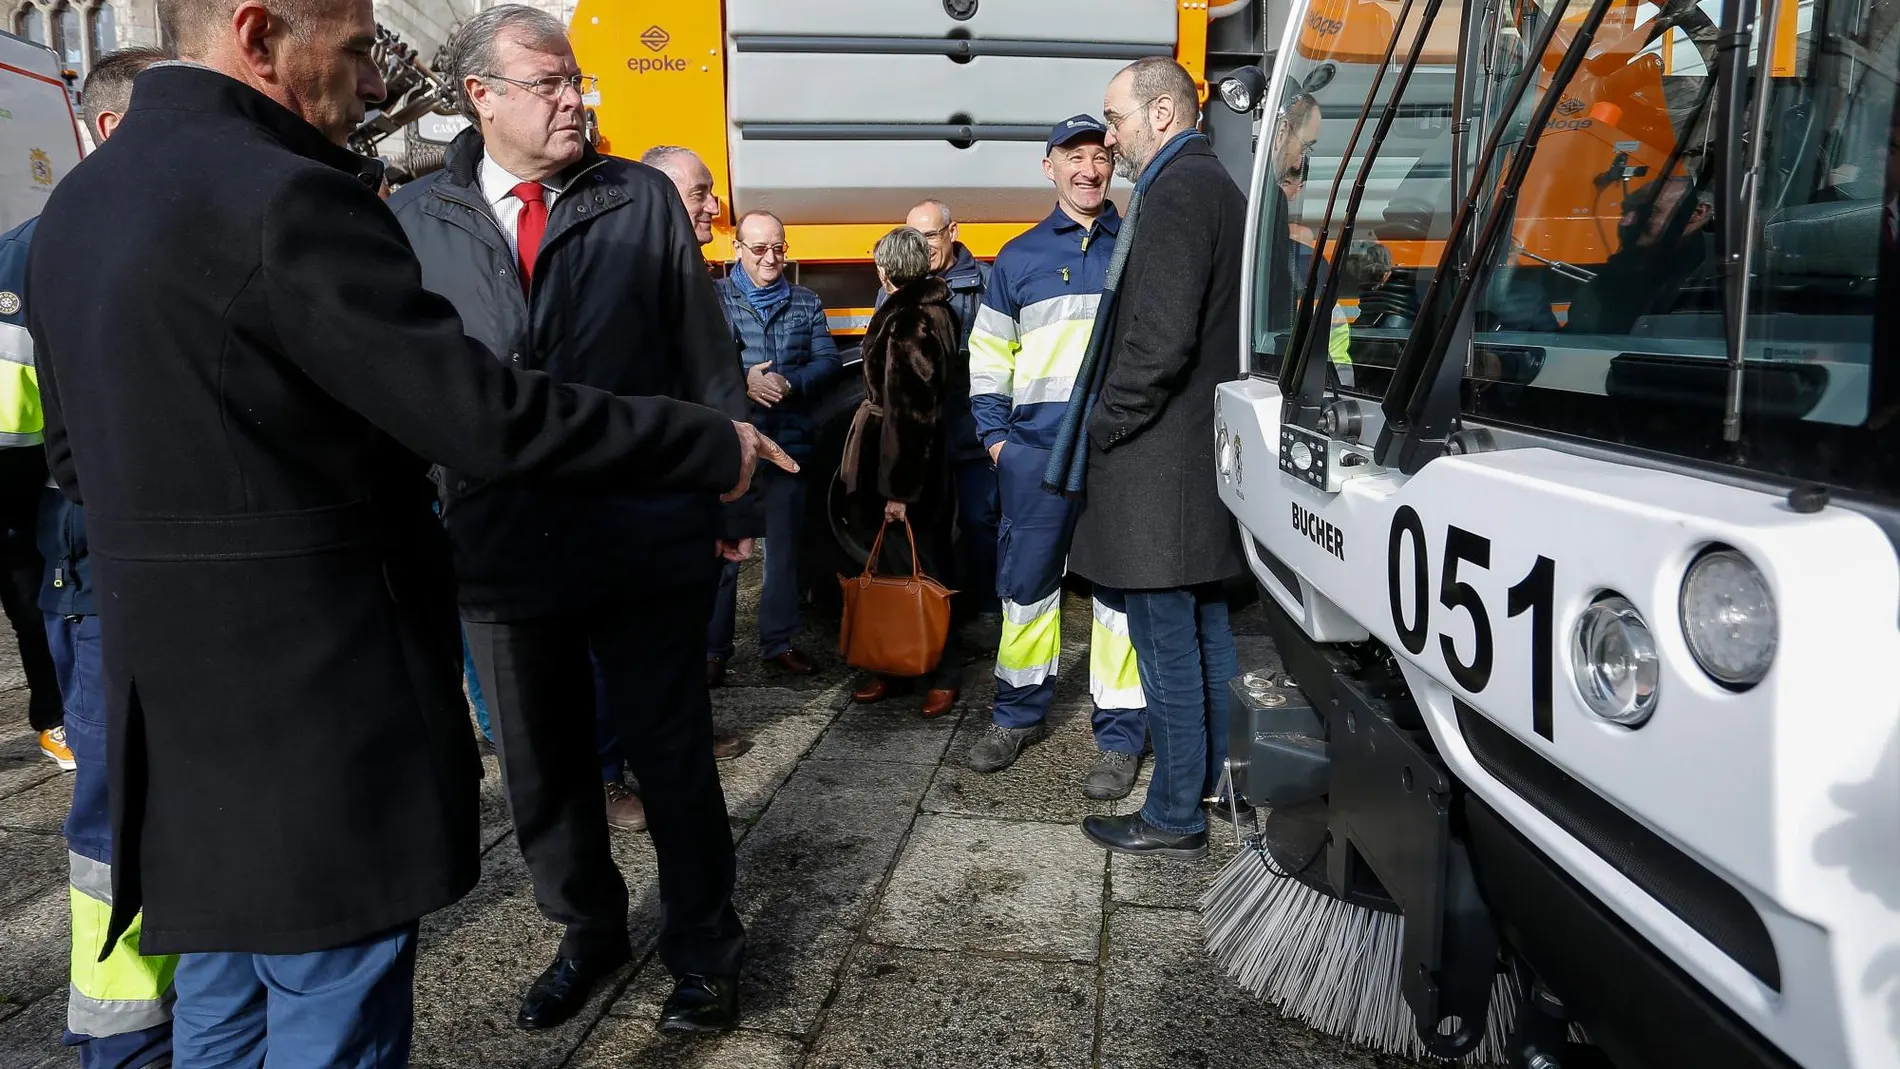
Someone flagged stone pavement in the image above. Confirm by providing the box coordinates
[0,581,1421,1069]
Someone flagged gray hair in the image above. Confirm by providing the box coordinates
[909,198,953,226]
[874,226,930,287]
[1119,56,1201,127]
[158,0,319,55]
[81,46,169,132]
[443,4,568,121]
[640,145,695,169]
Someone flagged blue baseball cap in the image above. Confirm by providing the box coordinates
[1046,114,1108,154]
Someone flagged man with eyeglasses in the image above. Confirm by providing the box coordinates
[874,199,999,624]
[391,4,757,1036]
[706,210,840,684]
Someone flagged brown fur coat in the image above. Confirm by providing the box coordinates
[841,276,959,504]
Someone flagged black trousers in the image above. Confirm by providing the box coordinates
[0,449,59,731]
[464,578,744,979]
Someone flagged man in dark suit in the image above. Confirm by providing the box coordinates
[1073,57,1248,863]
[390,5,758,1034]
[22,0,788,1062]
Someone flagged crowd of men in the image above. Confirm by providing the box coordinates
[4,0,1253,1064]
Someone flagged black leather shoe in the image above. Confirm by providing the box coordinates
[1206,795,1257,825]
[1081,812,1208,860]
[658,973,740,1034]
[516,946,631,1031]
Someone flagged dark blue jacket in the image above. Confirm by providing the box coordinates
[390,130,757,614]
[877,243,990,459]
[715,275,841,459]
[0,219,85,616]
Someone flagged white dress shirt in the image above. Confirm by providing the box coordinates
[480,155,566,263]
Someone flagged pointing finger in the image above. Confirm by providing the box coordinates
[756,431,799,474]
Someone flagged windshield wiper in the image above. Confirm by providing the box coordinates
[1717,0,1779,442]
[1377,0,1622,473]
[1278,0,1439,429]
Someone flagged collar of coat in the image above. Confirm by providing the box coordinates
[126,65,385,188]
[882,275,951,311]
[1041,199,1123,239]
[439,126,604,197]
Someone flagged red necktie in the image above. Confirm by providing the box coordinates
[512,181,547,289]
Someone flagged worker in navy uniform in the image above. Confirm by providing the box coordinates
[390,5,758,1037]
[21,0,788,1061]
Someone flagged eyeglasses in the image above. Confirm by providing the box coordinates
[739,242,788,258]
[484,72,598,100]
[1103,96,1161,131]
[912,225,952,243]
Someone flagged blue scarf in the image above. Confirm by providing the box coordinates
[733,265,791,321]
[1041,130,1205,498]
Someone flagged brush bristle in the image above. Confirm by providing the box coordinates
[1200,840,1524,1064]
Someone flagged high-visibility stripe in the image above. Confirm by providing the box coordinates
[1014,375,1075,408]
[0,321,33,366]
[970,368,1012,396]
[68,852,175,1038]
[997,593,1062,685]
[1015,292,1100,337]
[1013,317,1094,384]
[0,354,42,441]
[1089,599,1146,710]
[969,310,1019,404]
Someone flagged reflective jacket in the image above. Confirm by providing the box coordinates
[967,204,1121,452]
[0,217,43,448]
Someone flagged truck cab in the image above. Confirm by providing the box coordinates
[0,31,84,234]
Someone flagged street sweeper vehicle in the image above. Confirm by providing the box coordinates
[1201,0,1900,1064]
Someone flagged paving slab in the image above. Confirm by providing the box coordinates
[1099,905,1423,1069]
[612,759,935,1035]
[869,814,1105,963]
[0,882,70,1026]
[805,945,1095,1069]
[923,697,1147,825]
[1111,824,1244,911]
[704,685,841,828]
[0,829,65,915]
[0,746,61,807]
[0,991,68,1069]
[569,1012,804,1069]
[807,701,962,766]
[0,775,70,835]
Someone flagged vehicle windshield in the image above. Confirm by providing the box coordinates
[1251,0,1900,503]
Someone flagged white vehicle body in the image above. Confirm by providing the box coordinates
[0,31,81,233]
[1213,0,1900,1063]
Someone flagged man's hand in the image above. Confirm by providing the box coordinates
[723,422,798,503]
[883,499,908,523]
[746,363,785,407]
[987,441,1005,466]
[765,371,791,399]
[716,537,756,562]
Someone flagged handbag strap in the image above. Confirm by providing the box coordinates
[859,516,924,580]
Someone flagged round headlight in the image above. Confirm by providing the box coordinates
[1218,76,1257,114]
[1571,595,1660,727]
[1679,549,1777,687]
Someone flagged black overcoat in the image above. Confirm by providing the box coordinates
[389,132,756,617]
[24,66,741,956]
[1068,138,1249,590]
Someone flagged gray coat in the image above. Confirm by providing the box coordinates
[1068,138,1248,590]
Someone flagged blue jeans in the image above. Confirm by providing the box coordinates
[49,612,175,1069]
[462,629,490,742]
[1116,584,1238,836]
[170,922,419,1069]
[707,466,805,661]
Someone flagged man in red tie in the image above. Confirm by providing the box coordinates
[389,3,758,1037]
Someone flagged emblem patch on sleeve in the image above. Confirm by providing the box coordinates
[0,292,19,316]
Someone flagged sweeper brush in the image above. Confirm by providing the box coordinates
[1201,832,1525,1064]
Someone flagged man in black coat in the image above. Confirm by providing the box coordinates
[389,5,754,1034]
[22,0,786,1061]
[1075,58,1248,862]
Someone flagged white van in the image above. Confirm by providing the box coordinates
[0,30,83,233]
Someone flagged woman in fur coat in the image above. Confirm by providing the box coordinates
[840,226,967,714]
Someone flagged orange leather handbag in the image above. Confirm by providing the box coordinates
[838,519,956,677]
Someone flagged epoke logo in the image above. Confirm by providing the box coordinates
[1557,97,1586,116]
[28,148,52,185]
[628,25,688,73]
[640,25,670,51]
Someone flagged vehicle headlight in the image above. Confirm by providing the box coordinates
[1571,594,1660,727]
[1679,548,1777,688]
[1217,65,1267,114]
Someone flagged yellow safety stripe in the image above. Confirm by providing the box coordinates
[997,591,1062,686]
[0,324,42,443]
[1088,599,1146,710]
[1328,316,1351,366]
[68,853,175,1036]
[968,306,1020,398]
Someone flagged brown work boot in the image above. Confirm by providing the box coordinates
[766,649,817,676]
[712,726,753,761]
[604,779,647,833]
[853,676,890,704]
